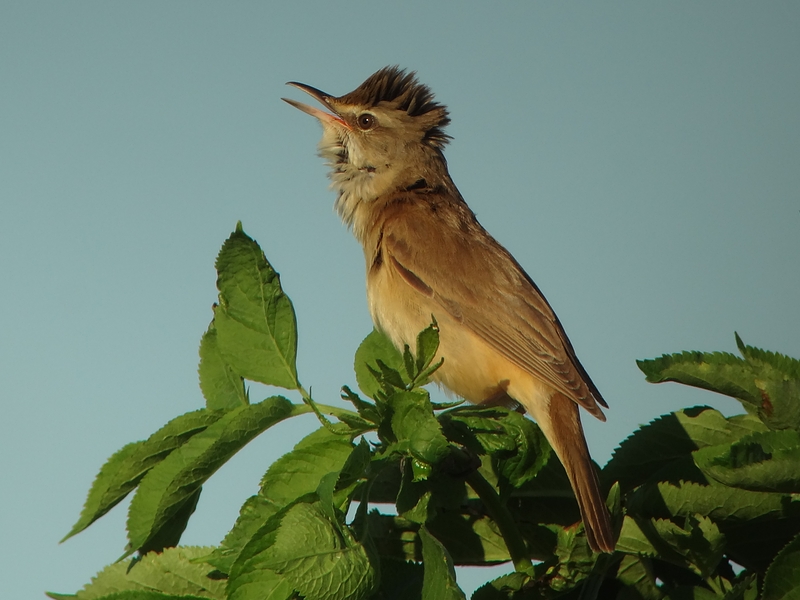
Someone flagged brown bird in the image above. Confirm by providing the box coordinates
[284,66,615,553]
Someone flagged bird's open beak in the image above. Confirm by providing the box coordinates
[282,82,349,128]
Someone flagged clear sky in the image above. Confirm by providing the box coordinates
[1,2,798,597]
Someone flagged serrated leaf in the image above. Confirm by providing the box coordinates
[763,531,800,600]
[226,573,294,600]
[403,344,416,381]
[259,427,357,506]
[734,335,800,431]
[440,407,513,453]
[603,407,768,492]
[682,515,726,578]
[229,500,377,600]
[725,517,800,574]
[67,593,210,600]
[736,333,800,379]
[354,329,406,399]
[419,526,466,600]
[316,471,340,522]
[615,554,661,600]
[720,575,759,600]
[390,390,450,466]
[395,454,468,524]
[376,358,407,390]
[472,572,528,600]
[638,338,800,430]
[63,409,223,542]
[548,524,597,591]
[629,480,800,522]
[443,405,550,489]
[619,515,725,579]
[494,411,550,488]
[338,437,371,491]
[429,512,511,564]
[372,559,424,600]
[49,546,224,599]
[637,351,762,406]
[211,427,359,574]
[214,225,299,390]
[198,322,248,410]
[136,486,201,554]
[414,320,440,376]
[694,430,800,493]
[340,385,382,424]
[126,396,294,554]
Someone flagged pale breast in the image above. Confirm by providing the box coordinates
[367,254,536,405]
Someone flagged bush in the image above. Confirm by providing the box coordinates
[51,224,800,600]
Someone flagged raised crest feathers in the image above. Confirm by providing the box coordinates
[337,66,451,146]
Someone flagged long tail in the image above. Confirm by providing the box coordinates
[541,392,615,553]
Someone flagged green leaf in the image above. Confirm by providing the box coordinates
[229,500,378,600]
[411,319,442,386]
[442,405,551,489]
[61,593,210,600]
[763,532,800,600]
[472,572,528,600]
[372,560,424,600]
[637,336,800,430]
[389,390,450,466]
[395,459,467,524]
[546,524,598,592]
[618,515,726,579]
[419,526,466,600]
[726,518,800,574]
[210,427,359,574]
[136,486,201,555]
[402,344,416,382]
[415,320,439,373]
[603,407,768,491]
[126,396,294,555]
[615,554,661,600]
[735,334,800,431]
[198,322,248,410]
[354,329,406,399]
[214,224,299,390]
[48,546,225,599]
[629,480,800,522]
[63,409,223,542]
[736,333,800,379]
[375,358,407,391]
[694,430,800,493]
[340,385,382,425]
[637,350,763,406]
[226,574,294,600]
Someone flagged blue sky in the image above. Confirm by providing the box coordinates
[1,2,798,596]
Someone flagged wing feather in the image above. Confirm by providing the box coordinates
[379,196,606,417]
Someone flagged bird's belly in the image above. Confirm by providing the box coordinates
[367,264,534,405]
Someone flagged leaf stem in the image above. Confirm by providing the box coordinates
[292,388,366,434]
[465,470,534,575]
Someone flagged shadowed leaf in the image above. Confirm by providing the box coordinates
[126,397,294,555]
[63,409,222,542]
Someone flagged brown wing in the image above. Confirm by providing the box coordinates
[379,195,607,419]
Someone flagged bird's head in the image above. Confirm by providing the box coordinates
[284,67,451,231]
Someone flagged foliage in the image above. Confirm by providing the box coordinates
[52,224,800,599]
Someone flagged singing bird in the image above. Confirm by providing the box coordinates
[284,66,615,553]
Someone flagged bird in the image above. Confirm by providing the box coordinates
[283,66,615,553]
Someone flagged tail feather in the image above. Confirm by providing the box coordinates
[545,393,615,553]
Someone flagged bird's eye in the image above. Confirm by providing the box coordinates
[356,113,375,130]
